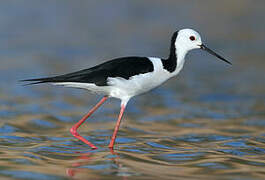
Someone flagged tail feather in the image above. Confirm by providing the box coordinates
[20,77,56,86]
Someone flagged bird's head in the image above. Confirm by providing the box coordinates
[174,28,231,65]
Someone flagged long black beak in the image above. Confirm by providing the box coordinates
[200,44,232,65]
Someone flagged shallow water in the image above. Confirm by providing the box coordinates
[0,1,265,180]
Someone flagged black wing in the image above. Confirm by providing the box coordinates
[21,56,154,86]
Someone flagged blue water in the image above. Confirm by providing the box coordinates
[0,1,265,179]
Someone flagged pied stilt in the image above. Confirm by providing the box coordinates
[22,28,231,149]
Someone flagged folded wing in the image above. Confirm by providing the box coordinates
[21,56,154,86]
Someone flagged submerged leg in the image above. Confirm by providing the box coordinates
[108,103,126,149]
[70,96,108,149]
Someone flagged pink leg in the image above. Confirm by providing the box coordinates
[108,104,126,149]
[70,96,108,149]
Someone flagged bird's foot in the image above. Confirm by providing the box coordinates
[70,127,98,149]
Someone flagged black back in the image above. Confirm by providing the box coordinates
[23,56,154,86]
[162,31,178,73]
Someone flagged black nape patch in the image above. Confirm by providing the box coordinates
[161,58,176,73]
[162,31,178,73]
[22,57,154,86]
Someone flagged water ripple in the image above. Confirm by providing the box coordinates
[0,1,265,179]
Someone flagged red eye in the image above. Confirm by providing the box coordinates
[189,36,195,41]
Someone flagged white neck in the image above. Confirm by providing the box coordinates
[172,43,188,75]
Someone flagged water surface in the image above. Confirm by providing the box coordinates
[0,1,265,179]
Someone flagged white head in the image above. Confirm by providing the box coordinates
[175,29,202,51]
[173,28,231,65]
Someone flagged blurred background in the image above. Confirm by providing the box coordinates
[0,1,264,179]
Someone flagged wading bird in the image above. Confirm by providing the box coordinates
[22,29,231,149]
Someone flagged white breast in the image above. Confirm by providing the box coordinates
[107,57,173,100]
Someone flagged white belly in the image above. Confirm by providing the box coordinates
[107,70,169,99]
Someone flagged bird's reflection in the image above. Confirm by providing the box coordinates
[66,151,93,177]
[66,148,129,179]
